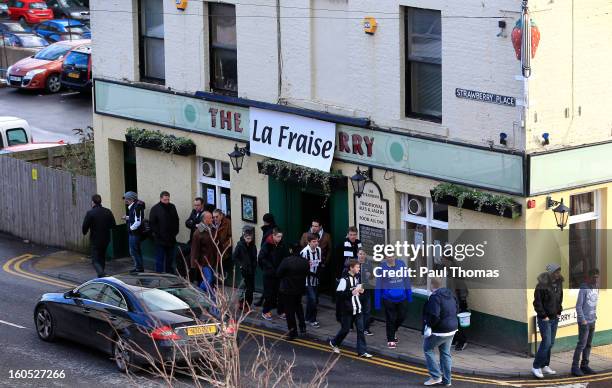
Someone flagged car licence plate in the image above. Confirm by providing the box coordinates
[68,72,80,79]
[186,325,217,336]
[9,76,21,82]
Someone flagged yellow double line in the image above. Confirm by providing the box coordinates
[4,253,612,387]
[3,254,75,289]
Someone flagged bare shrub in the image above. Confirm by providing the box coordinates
[106,226,336,387]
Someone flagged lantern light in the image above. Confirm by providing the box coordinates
[228,143,250,173]
[546,197,570,231]
[350,167,369,197]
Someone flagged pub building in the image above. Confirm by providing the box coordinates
[91,0,612,355]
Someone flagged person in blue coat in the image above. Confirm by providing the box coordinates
[375,255,412,349]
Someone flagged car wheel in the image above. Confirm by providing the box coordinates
[19,16,27,26]
[113,336,133,373]
[35,306,56,342]
[45,74,61,93]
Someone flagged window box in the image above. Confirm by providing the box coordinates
[430,184,522,219]
[257,160,347,194]
[125,128,196,156]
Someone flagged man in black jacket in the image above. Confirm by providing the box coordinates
[178,197,204,278]
[422,277,459,386]
[258,228,288,320]
[149,191,180,273]
[233,225,257,308]
[532,263,564,379]
[276,244,310,340]
[82,194,116,277]
[124,191,145,273]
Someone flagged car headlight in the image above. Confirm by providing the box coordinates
[6,66,13,76]
[24,69,47,80]
[70,12,82,18]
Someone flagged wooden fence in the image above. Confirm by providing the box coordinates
[0,156,96,252]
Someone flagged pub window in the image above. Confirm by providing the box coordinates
[405,7,442,121]
[568,191,602,289]
[400,194,448,292]
[209,3,237,95]
[198,158,231,216]
[139,0,165,82]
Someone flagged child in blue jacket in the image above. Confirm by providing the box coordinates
[375,256,412,349]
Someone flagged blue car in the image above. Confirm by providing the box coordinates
[34,19,90,43]
[34,272,234,372]
[1,32,48,48]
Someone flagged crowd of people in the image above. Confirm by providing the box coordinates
[81,192,601,385]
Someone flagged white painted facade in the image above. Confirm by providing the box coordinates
[91,0,612,153]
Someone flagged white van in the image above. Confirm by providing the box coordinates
[0,116,33,150]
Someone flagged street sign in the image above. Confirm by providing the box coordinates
[455,88,516,107]
[535,307,577,332]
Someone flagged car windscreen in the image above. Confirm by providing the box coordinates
[4,24,28,33]
[158,287,210,309]
[34,44,71,61]
[18,35,49,48]
[136,289,190,312]
[30,2,48,9]
[64,51,89,69]
[59,0,86,6]
[63,26,88,34]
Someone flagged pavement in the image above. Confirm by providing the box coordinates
[0,87,92,143]
[0,235,507,388]
[17,247,612,382]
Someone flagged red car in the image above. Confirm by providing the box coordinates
[7,39,90,92]
[7,0,53,24]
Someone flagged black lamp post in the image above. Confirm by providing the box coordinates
[546,196,570,231]
[350,167,368,197]
[228,143,250,173]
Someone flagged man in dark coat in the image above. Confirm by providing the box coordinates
[258,227,288,320]
[422,277,459,387]
[233,225,257,308]
[277,244,310,340]
[178,197,204,278]
[149,191,180,273]
[260,213,276,246]
[82,194,116,277]
[253,213,276,307]
[532,263,564,379]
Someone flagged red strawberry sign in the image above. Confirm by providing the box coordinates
[511,18,540,60]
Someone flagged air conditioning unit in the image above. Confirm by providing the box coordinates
[408,198,425,216]
[201,160,215,177]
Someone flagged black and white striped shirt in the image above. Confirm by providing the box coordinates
[300,246,322,287]
[337,274,362,315]
[343,238,362,269]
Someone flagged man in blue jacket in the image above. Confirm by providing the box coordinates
[374,255,412,349]
[422,277,458,387]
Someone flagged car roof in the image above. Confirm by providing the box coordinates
[69,44,91,54]
[56,38,90,47]
[0,143,66,155]
[104,273,188,292]
[51,19,86,26]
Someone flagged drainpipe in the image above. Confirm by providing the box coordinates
[276,0,282,102]
[520,0,531,151]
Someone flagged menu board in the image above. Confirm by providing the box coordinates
[354,181,389,254]
[359,224,386,255]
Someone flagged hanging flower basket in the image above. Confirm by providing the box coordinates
[430,183,522,219]
[257,159,347,197]
[125,127,196,156]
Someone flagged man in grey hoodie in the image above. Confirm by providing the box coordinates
[571,268,600,376]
